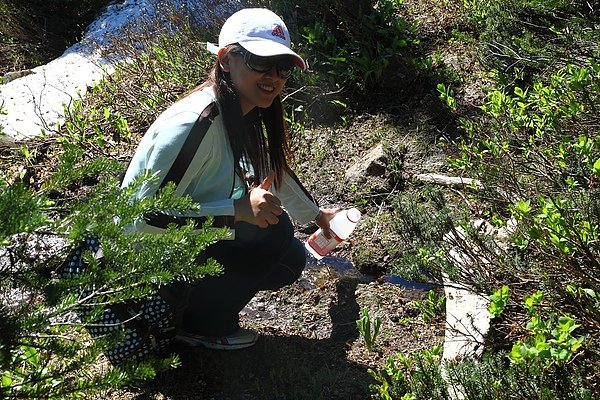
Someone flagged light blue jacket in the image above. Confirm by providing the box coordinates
[121,87,320,238]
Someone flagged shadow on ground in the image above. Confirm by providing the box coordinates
[132,280,372,400]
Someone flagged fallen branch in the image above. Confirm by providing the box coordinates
[415,173,483,189]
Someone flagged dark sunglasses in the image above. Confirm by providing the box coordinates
[231,47,296,79]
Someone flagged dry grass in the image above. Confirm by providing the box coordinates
[0,0,113,75]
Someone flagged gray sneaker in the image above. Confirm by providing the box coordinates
[175,328,258,350]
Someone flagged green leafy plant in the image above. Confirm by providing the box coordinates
[369,346,446,400]
[470,0,598,73]
[436,83,456,111]
[64,1,216,145]
[329,99,349,127]
[413,290,446,323]
[0,178,53,238]
[566,284,599,305]
[296,0,415,93]
[509,292,585,367]
[356,307,382,351]
[488,285,509,318]
[284,105,306,136]
[443,350,595,399]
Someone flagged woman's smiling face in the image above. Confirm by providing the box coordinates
[220,46,290,115]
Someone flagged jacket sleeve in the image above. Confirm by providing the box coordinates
[272,170,320,225]
[121,105,236,236]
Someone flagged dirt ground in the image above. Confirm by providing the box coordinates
[111,258,444,400]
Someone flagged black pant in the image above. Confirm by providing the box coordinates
[179,212,306,336]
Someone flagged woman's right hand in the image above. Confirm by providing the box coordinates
[234,171,283,228]
[315,208,340,239]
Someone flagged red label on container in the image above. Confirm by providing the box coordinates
[306,231,342,257]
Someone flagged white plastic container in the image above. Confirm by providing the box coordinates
[305,208,362,259]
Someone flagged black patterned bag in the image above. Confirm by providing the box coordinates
[60,236,181,364]
[58,113,212,363]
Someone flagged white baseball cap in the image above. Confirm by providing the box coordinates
[207,8,306,70]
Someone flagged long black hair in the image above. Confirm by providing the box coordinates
[198,45,292,190]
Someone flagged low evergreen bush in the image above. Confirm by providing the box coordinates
[1,2,226,397]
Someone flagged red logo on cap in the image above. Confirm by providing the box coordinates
[272,24,286,40]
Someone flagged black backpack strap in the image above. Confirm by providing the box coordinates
[159,102,219,189]
[143,102,234,229]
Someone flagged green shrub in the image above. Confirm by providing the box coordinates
[470,0,599,73]
[299,0,415,91]
[508,291,585,367]
[444,351,595,400]
[413,290,445,323]
[0,3,226,397]
[0,151,225,398]
[369,346,447,400]
[488,285,509,318]
[437,60,600,397]
[256,0,418,118]
[80,2,217,139]
[0,178,52,239]
[388,187,458,283]
[381,60,600,400]
[450,62,600,295]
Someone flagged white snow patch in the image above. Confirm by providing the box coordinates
[0,0,238,144]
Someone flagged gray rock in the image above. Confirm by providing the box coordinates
[3,70,34,83]
[345,143,387,184]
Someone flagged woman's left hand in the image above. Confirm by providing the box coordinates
[315,208,340,239]
[234,171,283,228]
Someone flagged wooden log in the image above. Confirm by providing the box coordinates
[415,173,482,189]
